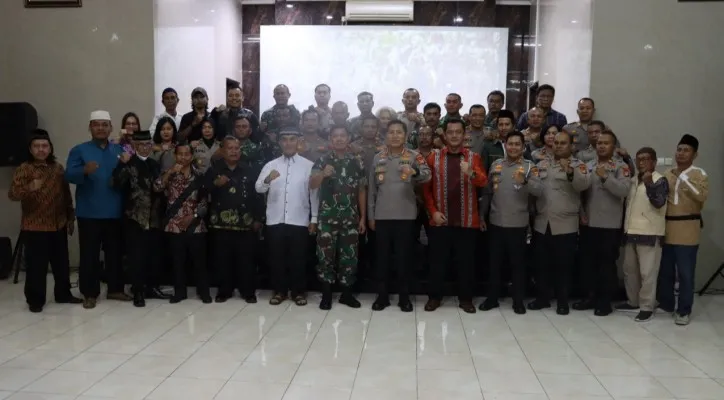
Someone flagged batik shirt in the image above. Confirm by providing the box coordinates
[8,161,74,232]
[154,169,207,234]
[205,162,264,231]
[313,152,367,223]
[112,155,163,230]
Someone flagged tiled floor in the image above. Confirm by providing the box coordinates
[1,279,724,400]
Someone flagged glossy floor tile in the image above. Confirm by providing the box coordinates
[0,279,723,399]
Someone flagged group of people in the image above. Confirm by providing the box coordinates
[9,81,708,326]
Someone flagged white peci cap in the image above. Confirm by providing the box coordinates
[90,110,111,121]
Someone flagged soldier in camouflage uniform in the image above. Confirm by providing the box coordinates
[407,102,444,149]
[351,114,385,172]
[397,88,424,134]
[299,107,330,163]
[260,84,300,136]
[309,125,367,310]
[346,92,375,141]
[312,84,332,132]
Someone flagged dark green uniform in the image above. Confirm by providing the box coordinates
[313,152,367,286]
[299,133,330,164]
[481,140,506,174]
[351,138,385,173]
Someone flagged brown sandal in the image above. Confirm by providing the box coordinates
[269,293,287,305]
[293,295,307,306]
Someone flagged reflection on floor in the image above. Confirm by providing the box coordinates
[0,278,724,400]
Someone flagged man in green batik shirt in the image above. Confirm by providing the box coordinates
[309,125,367,311]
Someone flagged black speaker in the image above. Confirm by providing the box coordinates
[0,102,38,167]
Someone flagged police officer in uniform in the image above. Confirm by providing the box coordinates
[309,125,367,310]
[574,130,631,316]
[575,120,604,163]
[479,131,543,314]
[563,97,595,154]
[368,120,431,312]
[529,131,591,315]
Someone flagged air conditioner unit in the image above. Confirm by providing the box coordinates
[345,0,414,22]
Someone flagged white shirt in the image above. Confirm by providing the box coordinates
[149,111,183,134]
[255,155,319,227]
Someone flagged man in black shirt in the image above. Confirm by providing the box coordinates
[178,87,210,141]
[205,136,265,303]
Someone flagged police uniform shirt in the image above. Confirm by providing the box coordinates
[583,158,632,229]
[481,158,543,228]
[368,148,431,221]
[563,121,589,153]
[534,157,592,235]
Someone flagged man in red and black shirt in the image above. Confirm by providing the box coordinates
[423,118,487,313]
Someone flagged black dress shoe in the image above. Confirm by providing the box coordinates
[319,297,332,310]
[594,306,613,317]
[215,295,229,303]
[527,299,551,310]
[201,296,213,304]
[513,303,527,315]
[479,299,500,311]
[169,296,186,304]
[133,293,146,308]
[339,293,361,308]
[556,305,570,315]
[398,301,413,312]
[147,287,171,300]
[244,295,258,304]
[29,305,43,313]
[56,296,83,304]
[572,299,595,311]
[372,297,390,311]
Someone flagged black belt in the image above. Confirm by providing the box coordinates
[666,214,703,228]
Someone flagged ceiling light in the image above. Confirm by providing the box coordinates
[454,16,463,23]
[326,15,333,20]
[286,4,293,8]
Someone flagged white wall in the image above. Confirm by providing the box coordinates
[154,0,243,116]
[0,0,156,264]
[533,0,593,119]
[590,0,724,288]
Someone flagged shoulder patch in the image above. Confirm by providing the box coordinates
[621,164,631,177]
[530,165,539,177]
[578,163,587,174]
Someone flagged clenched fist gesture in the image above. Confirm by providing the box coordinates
[266,169,280,183]
[559,158,572,173]
[84,161,99,175]
[119,153,131,164]
[595,164,608,179]
[323,165,335,178]
[214,175,230,187]
[460,161,473,176]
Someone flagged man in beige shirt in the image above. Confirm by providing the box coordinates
[657,134,708,326]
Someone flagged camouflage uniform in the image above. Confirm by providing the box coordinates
[313,152,367,286]
[346,115,374,142]
[298,133,330,163]
[351,137,385,173]
[260,104,301,134]
[397,110,424,136]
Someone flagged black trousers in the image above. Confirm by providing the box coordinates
[267,224,308,296]
[78,218,123,298]
[23,229,73,307]
[428,226,477,301]
[168,233,209,298]
[581,227,620,307]
[214,230,257,298]
[125,221,163,294]
[487,225,528,304]
[375,220,416,297]
[533,225,577,305]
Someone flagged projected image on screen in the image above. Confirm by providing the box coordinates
[260,25,509,115]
